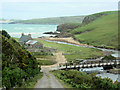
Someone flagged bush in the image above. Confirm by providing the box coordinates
[102,55,116,60]
[52,70,119,89]
[1,30,40,88]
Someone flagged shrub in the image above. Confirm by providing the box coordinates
[52,70,119,89]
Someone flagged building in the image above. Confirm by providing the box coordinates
[19,33,43,48]
[19,33,32,45]
[25,40,43,48]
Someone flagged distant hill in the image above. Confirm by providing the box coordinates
[9,16,85,25]
[0,19,19,24]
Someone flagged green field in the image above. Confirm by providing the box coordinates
[37,60,56,65]
[31,51,57,65]
[72,12,118,49]
[31,52,53,58]
[36,39,103,62]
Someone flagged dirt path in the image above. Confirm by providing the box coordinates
[34,52,66,88]
[34,68,64,88]
[40,51,66,69]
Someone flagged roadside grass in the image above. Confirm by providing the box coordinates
[50,71,73,88]
[51,70,119,88]
[36,39,103,62]
[72,13,118,49]
[19,72,43,88]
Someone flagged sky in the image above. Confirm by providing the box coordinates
[0,0,119,19]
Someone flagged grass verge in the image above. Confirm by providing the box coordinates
[50,71,73,88]
[19,72,43,88]
[51,70,120,89]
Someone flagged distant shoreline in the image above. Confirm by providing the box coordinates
[0,20,11,22]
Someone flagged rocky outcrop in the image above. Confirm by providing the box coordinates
[43,31,59,35]
[56,23,80,32]
[55,32,72,38]
[55,23,81,37]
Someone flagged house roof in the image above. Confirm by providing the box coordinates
[26,40,37,45]
[19,35,31,42]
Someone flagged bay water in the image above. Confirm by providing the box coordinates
[0,24,58,38]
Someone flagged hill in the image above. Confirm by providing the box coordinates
[55,11,118,49]
[9,16,85,25]
[72,11,118,49]
[1,30,40,88]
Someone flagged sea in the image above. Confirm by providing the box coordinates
[0,24,58,38]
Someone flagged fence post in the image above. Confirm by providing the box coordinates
[99,61,100,67]
[82,63,84,68]
[114,59,117,68]
[74,63,76,69]
[65,63,67,70]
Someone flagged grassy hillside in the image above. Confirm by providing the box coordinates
[71,12,118,49]
[10,16,85,25]
[55,11,117,38]
[81,11,117,26]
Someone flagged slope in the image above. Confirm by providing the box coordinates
[72,12,118,49]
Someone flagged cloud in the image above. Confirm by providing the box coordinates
[0,0,118,19]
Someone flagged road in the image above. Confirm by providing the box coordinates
[34,68,64,88]
[34,52,66,88]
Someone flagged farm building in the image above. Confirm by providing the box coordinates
[19,33,43,48]
[25,40,43,48]
[19,33,32,45]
